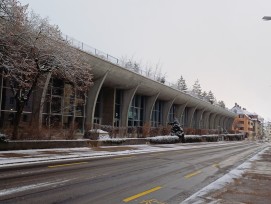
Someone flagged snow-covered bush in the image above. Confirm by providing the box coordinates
[147,136,180,144]
[185,135,219,143]
[99,138,127,144]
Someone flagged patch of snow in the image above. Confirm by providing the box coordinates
[98,135,111,140]
[88,129,108,134]
[147,136,180,143]
[0,179,71,196]
[0,142,244,168]
[181,146,270,204]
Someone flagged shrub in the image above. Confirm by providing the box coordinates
[147,136,180,144]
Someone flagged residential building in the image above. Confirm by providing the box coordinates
[231,103,263,139]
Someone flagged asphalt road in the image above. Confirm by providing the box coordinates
[0,142,265,204]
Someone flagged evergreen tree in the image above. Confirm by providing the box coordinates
[218,100,226,108]
[177,76,187,92]
[192,79,202,97]
[207,91,215,104]
[202,91,207,99]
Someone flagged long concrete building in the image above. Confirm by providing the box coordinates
[0,40,236,134]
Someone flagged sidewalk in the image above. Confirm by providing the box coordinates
[0,142,234,168]
[182,144,271,204]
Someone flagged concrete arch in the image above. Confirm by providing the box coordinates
[209,113,217,129]
[120,85,140,127]
[226,117,235,131]
[219,116,226,130]
[85,71,108,128]
[214,115,221,129]
[202,111,211,129]
[162,97,176,125]
[175,102,188,122]
[144,92,160,124]
[186,106,198,128]
[194,109,205,129]
[223,117,229,130]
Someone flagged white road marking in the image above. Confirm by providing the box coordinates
[0,179,71,197]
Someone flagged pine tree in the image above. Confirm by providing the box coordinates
[202,91,207,99]
[177,76,187,92]
[207,91,215,104]
[218,100,226,108]
[192,79,202,97]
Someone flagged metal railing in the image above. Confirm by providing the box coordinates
[61,34,176,84]
[61,33,230,110]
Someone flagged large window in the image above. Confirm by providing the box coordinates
[128,95,144,127]
[168,105,176,123]
[151,100,163,127]
[182,107,189,128]
[0,77,33,127]
[42,78,86,132]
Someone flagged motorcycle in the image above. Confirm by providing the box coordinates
[168,121,185,143]
[0,134,8,143]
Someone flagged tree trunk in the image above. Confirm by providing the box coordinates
[38,71,52,130]
[12,101,24,140]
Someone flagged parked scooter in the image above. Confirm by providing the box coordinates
[168,120,185,143]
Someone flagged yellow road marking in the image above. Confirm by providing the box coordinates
[48,162,88,168]
[184,170,202,179]
[140,199,167,204]
[123,186,162,202]
[212,163,220,168]
[114,156,136,160]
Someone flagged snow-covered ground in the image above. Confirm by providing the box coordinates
[0,142,243,168]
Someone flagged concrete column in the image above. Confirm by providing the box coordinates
[202,111,211,129]
[214,115,221,129]
[227,117,235,131]
[195,109,205,129]
[186,106,197,128]
[219,116,225,130]
[209,113,217,129]
[144,92,160,124]
[162,97,176,126]
[223,117,229,130]
[120,85,139,127]
[85,72,108,128]
[175,102,187,122]
[101,87,115,126]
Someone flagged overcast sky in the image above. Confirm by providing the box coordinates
[20,0,271,121]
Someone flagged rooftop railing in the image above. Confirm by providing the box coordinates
[61,34,230,111]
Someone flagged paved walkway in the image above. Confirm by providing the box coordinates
[182,144,271,204]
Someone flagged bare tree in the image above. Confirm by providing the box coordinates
[0,0,93,139]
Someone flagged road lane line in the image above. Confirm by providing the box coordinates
[114,156,136,160]
[48,162,88,168]
[123,186,162,202]
[212,163,220,168]
[184,170,202,179]
[0,179,71,196]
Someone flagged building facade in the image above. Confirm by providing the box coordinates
[231,103,263,139]
[0,49,236,134]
